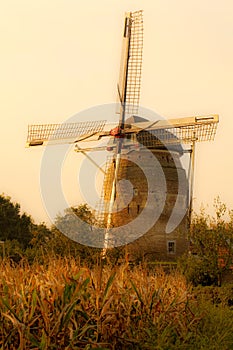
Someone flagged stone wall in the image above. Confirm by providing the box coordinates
[102,147,189,261]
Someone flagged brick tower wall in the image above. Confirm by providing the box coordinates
[103,147,189,261]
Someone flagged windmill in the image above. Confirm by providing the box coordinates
[26,11,219,259]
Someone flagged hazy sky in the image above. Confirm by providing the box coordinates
[0,0,233,224]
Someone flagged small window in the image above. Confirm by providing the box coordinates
[167,241,176,254]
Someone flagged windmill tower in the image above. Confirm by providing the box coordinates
[26,10,219,261]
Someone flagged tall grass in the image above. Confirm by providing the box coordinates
[0,256,233,349]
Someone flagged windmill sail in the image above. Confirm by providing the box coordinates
[97,11,144,253]
[129,115,219,145]
[117,10,143,121]
[75,114,219,153]
[26,120,106,147]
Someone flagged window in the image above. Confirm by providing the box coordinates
[167,241,176,254]
[133,188,138,196]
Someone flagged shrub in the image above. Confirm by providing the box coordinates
[179,198,233,286]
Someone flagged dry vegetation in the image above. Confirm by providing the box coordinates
[0,256,233,349]
[1,196,233,349]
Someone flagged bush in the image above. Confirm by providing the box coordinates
[179,198,233,286]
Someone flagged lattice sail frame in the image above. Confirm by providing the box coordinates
[71,115,219,153]
[129,115,219,146]
[124,10,143,115]
[26,120,106,147]
[117,10,143,117]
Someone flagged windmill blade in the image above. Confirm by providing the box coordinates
[124,10,143,115]
[95,155,116,227]
[101,11,144,254]
[119,114,219,145]
[26,120,106,147]
[103,154,121,249]
[95,153,128,247]
[73,115,219,154]
[117,10,143,121]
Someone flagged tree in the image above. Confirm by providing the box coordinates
[0,194,33,249]
[52,204,128,265]
[54,203,107,247]
[179,198,233,286]
[50,204,101,263]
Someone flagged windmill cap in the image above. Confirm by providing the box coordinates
[125,115,148,124]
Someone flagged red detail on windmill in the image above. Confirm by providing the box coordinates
[109,126,125,138]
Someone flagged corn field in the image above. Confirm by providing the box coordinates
[0,257,232,349]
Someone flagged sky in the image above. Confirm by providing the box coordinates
[0,0,233,224]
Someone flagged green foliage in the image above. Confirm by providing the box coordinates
[189,288,233,349]
[24,223,53,263]
[54,203,104,248]
[194,284,233,307]
[43,204,101,264]
[0,199,103,264]
[0,194,33,249]
[3,239,24,262]
[51,203,127,265]
[179,197,233,286]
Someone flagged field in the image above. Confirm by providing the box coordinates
[0,256,233,349]
[0,196,233,349]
